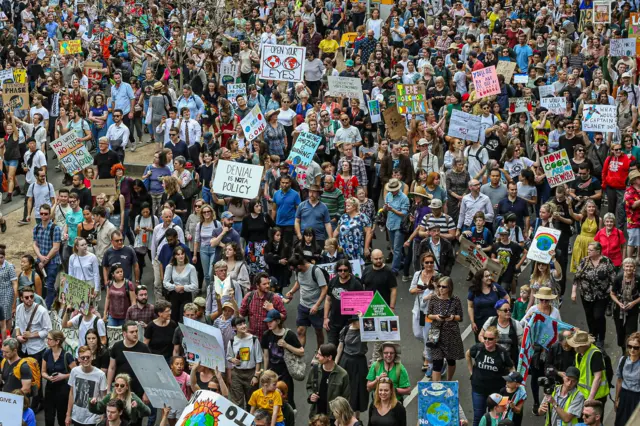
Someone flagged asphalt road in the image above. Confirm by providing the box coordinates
[3,144,620,425]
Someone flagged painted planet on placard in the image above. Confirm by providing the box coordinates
[535,233,558,251]
[283,57,300,70]
[265,55,281,68]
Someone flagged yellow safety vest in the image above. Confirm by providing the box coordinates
[544,386,580,426]
[575,345,609,400]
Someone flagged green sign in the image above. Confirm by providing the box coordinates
[363,291,394,317]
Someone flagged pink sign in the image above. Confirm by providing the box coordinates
[341,291,374,315]
[472,66,501,98]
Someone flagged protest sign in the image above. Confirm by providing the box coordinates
[540,97,567,115]
[578,9,594,32]
[60,39,82,55]
[260,44,306,82]
[84,61,103,81]
[631,13,640,38]
[610,38,636,56]
[456,237,501,281]
[448,109,481,142]
[382,107,407,140]
[527,227,562,263]
[538,85,555,98]
[339,32,358,47]
[316,260,363,281]
[395,84,428,114]
[51,311,79,353]
[91,179,117,196]
[177,390,255,426]
[227,83,246,107]
[341,291,374,315]
[13,69,26,84]
[286,132,322,169]
[327,76,365,107]
[472,66,500,98]
[58,273,93,315]
[2,83,29,110]
[359,291,400,341]
[496,61,517,83]
[368,100,381,123]
[582,104,617,132]
[125,352,188,412]
[509,97,531,114]
[219,61,238,85]
[212,160,264,199]
[180,318,226,371]
[417,382,460,426]
[239,104,266,142]
[50,132,94,175]
[513,73,529,84]
[540,149,575,188]
[0,391,24,426]
[593,0,611,24]
[107,326,123,348]
[0,69,14,87]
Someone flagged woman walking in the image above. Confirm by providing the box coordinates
[611,259,640,354]
[336,197,372,261]
[615,332,640,426]
[42,330,76,426]
[241,199,274,278]
[103,264,136,327]
[163,246,198,324]
[336,315,368,415]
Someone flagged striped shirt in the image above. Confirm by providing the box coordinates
[320,188,346,219]
[420,213,456,234]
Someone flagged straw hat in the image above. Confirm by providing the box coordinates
[411,185,430,198]
[567,330,595,348]
[385,178,402,192]
[265,109,280,120]
[449,42,459,50]
[153,81,163,91]
[533,287,557,300]
[629,169,640,185]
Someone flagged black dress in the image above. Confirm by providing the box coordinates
[338,326,368,412]
[426,295,465,361]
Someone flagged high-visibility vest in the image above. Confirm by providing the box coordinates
[575,345,609,400]
[544,386,580,426]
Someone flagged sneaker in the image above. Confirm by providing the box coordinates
[130,144,137,152]
[0,220,6,233]
[17,219,30,226]
[55,165,61,171]
[402,275,411,282]
[2,193,12,203]
[532,404,540,416]
[425,365,433,379]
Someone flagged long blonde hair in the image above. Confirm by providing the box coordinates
[373,378,398,409]
[110,373,133,413]
[329,396,355,426]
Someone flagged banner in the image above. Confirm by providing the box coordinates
[58,273,93,315]
[509,97,531,114]
[50,132,94,175]
[593,0,611,24]
[527,227,562,264]
[359,291,400,341]
[456,237,502,281]
[582,104,617,132]
[327,76,365,107]
[124,352,188,411]
[177,390,255,426]
[540,149,575,188]
[417,382,460,426]
[382,107,407,140]
[496,61,517,84]
[2,83,29,110]
[60,39,82,54]
[212,160,264,199]
[286,131,322,169]
[538,85,555,98]
[472,66,500,98]
[517,313,575,381]
[316,260,363,281]
[540,97,566,115]
[340,291,374,315]
[239,104,266,142]
[630,13,640,38]
[91,179,117,196]
[368,100,381,123]
[448,109,481,142]
[260,44,306,82]
[180,318,226,372]
[219,61,238,85]
[610,38,636,56]
[13,69,26,84]
[0,391,24,426]
[395,84,428,114]
[0,69,14,87]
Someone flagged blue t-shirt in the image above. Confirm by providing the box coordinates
[274,189,301,226]
[295,200,331,240]
[23,408,36,426]
[467,283,508,328]
[514,44,533,73]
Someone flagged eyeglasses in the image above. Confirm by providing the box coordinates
[613,148,622,151]
[136,285,147,291]
[113,238,123,243]
[40,212,50,216]
[79,356,91,361]
[378,377,392,383]
[170,133,177,137]
[382,351,395,356]
[438,285,448,289]
[114,383,127,388]
[628,344,640,350]
[484,337,496,341]
[424,261,434,265]
[23,295,34,300]
[499,309,511,313]
[113,114,122,118]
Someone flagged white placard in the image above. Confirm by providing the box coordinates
[327,76,366,107]
[239,104,266,142]
[227,83,246,108]
[538,85,556,98]
[513,74,529,84]
[177,390,255,426]
[582,104,617,132]
[259,44,306,82]
[220,61,239,85]
[212,160,264,199]
[448,109,481,142]
[527,227,562,263]
[0,391,24,426]
[0,68,14,87]
[540,97,567,115]
[610,38,637,57]
[181,317,227,372]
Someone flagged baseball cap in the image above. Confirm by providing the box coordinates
[502,371,524,383]
[565,366,580,379]
[496,226,509,235]
[193,297,206,308]
[489,393,509,406]
[264,309,282,322]
[221,211,234,219]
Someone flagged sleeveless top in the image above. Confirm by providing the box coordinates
[17,270,36,291]
[106,280,134,319]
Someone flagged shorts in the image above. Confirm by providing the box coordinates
[629,228,640,247]
[296,303,323,329]
[3,159,18,168]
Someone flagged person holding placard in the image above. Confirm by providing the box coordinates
[66,345,108,426]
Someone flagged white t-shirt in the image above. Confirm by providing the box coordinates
[29,106,50,121]
[277,108,297,127]
[69,366,108,424]
[464,144,489,178]
[26,182,55,220]
[504,157,534,179]
[70,314,107,350]
[23,149,47,184]
[335,126,362,144]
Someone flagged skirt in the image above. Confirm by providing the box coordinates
[338,352,369,412]
[615,387,640,426]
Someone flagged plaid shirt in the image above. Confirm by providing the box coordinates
[125,303,156,325]
[239,291,287,339]
[338,155,368,187]
[32,221,62,265]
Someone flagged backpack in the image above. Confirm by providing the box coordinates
[465,145,488,167]
[594,341,615,388]
[246,290,274,307]
[310,265,330,287]
[1,357,42,390]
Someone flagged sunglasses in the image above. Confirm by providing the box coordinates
[79,356,91,361]
[484,337,496,341]
[23,295,34,300]
[628,344,640,350]
[114,383,127,388]
[438,285,448,289]
[500,309,511,313]
[424,261,434,265]
[337,268,349,272]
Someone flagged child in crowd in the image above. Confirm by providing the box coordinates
[249,370,284,426]
[321,238,345,263]
[512,285,530,321]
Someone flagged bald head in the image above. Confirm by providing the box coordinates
[371,249,384,268]
[469,179,481,194]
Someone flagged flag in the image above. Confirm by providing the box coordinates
[517,312,575,381]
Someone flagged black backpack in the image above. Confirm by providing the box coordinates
[594,341,615,388]
[310,265,330,286]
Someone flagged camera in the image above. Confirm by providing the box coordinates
[537,367,558,395]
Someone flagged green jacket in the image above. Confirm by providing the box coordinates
[306,363,351,418]
[88,393,151,423]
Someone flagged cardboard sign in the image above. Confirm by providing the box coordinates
[124,352,188,412]
[60,39,82,54]
[2,83,29,110]
[259,44,306,82]
[538,85,556,98]
[212,160,264,199]
[382,107,407,140]
[180,318,227,371]
[177,390,255,426]
[610,38,636,57]
[58,273,93,315]
[91,179,117,196]
[287,131,322,169]
[0,391,24,426]
[0,69,14,87]
[593,0,611,24]
[540,97,567,115]
[327,76,366,110]
[448,109,481,142]
[359,291,400,341]
[13,69,26,84]
[496,61,517,83]
[239,104,266,142]
[578,9,594,32]
[220,61,238,85]
[50,311,79,354]
[456,237,502,281]
[227,83,246,108]
[541,149,575,188]
[472,66,501,98]
[84,61,103,81]
[513,73,529,84]
[582,104,617,132]
[369,100,381,123]
[418,382,460,426]
[509,97,531,114]
[630,13,640,38]
[527,227,562,264]
[340,291,374,315]
[50,132,94,175]
[395,84,428,114]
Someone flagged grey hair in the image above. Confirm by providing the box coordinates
[183,303,198,313]
[622,257,637,268]
[588,241,602,252]
[254,409,270,422]
[182,84,192,91]
[603,212,616,223]
[174,156,187,166]
[214,260,228,270]
[346,197,361,211]
[2,338,19,350]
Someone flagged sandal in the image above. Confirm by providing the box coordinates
[421,362,429,371]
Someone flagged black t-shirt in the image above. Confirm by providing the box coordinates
[317,367,331,415]
[110,341,150,396]
[144,320,178,360]
[94,150,121,179]
[485,132,505,162]
[199,163,214,188]
[260,329,302,367]
[102,246,138,281]
[570,176,602,207]
[558,135,581,159]
[470,343,513,395]
[491,241,523,284]
[71,187,92,210]
[551,198,572,244]
[1,359,33,393]
[92,348,110,371]
[361,266,397,305]
[328,276,364,325]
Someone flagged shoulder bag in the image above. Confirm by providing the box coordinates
[282,328,306,381]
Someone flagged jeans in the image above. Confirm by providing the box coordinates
[123,208,135,245]
[606,187,626,230]
[201,186,212,205]
[44,262,59,308]
[91,124,107,145]
[107,316,126,327]
[200,245,216,288]
[582,297,608,343]
[472,391,488,426]
[388,229,404,273]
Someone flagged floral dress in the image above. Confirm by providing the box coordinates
[574,256,616,302]
[426,295,465,361]
[337,213,372,260]
[335,174,359,199]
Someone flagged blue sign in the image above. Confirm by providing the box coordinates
[418,381,460,426]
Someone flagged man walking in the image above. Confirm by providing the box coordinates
[32,204,62,308]
[384,179,410,274]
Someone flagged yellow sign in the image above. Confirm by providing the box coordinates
[13,69,26,84]
[339,32,357,48]
[59,40,82,55]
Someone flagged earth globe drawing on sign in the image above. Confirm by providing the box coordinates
[290,155,302,166]
[426,402,452,426]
